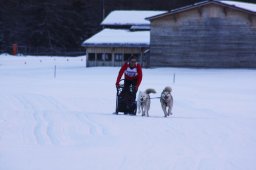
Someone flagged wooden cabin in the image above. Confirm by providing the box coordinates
[81,10,166,67]
[82,29,150,67]
[147,1,256,68]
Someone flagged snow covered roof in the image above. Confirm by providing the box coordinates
[220,1,256,12]
[147,0,256,21]
[101,10,167,26]
[81,29,149,47]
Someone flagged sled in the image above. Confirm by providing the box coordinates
[115,79,137,115]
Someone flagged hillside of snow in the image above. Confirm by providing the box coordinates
[0,54,256,170]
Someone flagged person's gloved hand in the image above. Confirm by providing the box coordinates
[135,86,138,92]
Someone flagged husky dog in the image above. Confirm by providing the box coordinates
[137,88,156,117]
[160,86,173,117]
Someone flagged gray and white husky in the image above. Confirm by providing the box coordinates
[160,86,173,117]
[137,88,156,117]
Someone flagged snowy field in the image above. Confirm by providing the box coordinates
[0,54,256,170]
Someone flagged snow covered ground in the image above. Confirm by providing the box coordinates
[0,54,256,170]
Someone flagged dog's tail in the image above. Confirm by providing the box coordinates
[164,86,172,93]
[145,88,156,94]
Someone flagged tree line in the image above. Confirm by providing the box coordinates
[0,0,254,55]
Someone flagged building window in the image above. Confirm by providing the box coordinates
[97,53,103,61]
[88,53,95,61]
[114,53,123,61]
[97,53,112,61]
[103,53,112,61]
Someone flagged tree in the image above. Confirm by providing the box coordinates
[0,0,255,54]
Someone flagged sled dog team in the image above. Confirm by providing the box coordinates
[115,55,173,117]
[137,86,173,117]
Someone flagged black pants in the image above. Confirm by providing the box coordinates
[120,79,137,105]
[121,79,137,102]
[118,79,137,114]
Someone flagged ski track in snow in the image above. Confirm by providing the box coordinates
[74,111,107,136]
[0,93,105,146]
[15,94,62,145]
[15,92,111,147]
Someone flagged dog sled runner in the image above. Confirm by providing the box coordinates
[115,79,137,115]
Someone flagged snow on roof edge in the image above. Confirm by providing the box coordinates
[220,1,256,13]
[101,10,167,26]
[146,0,256,21]
[81,29,150,47]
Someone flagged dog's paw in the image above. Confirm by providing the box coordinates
[168,112,173,116]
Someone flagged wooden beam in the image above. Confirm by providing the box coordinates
[198,8,202,17]
[173,14,177,22]
[223,7,228,16]
[248,14,253,23]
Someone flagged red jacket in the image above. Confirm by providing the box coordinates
[116,62,142,89]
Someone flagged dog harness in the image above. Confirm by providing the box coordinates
[160,98,168,106]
